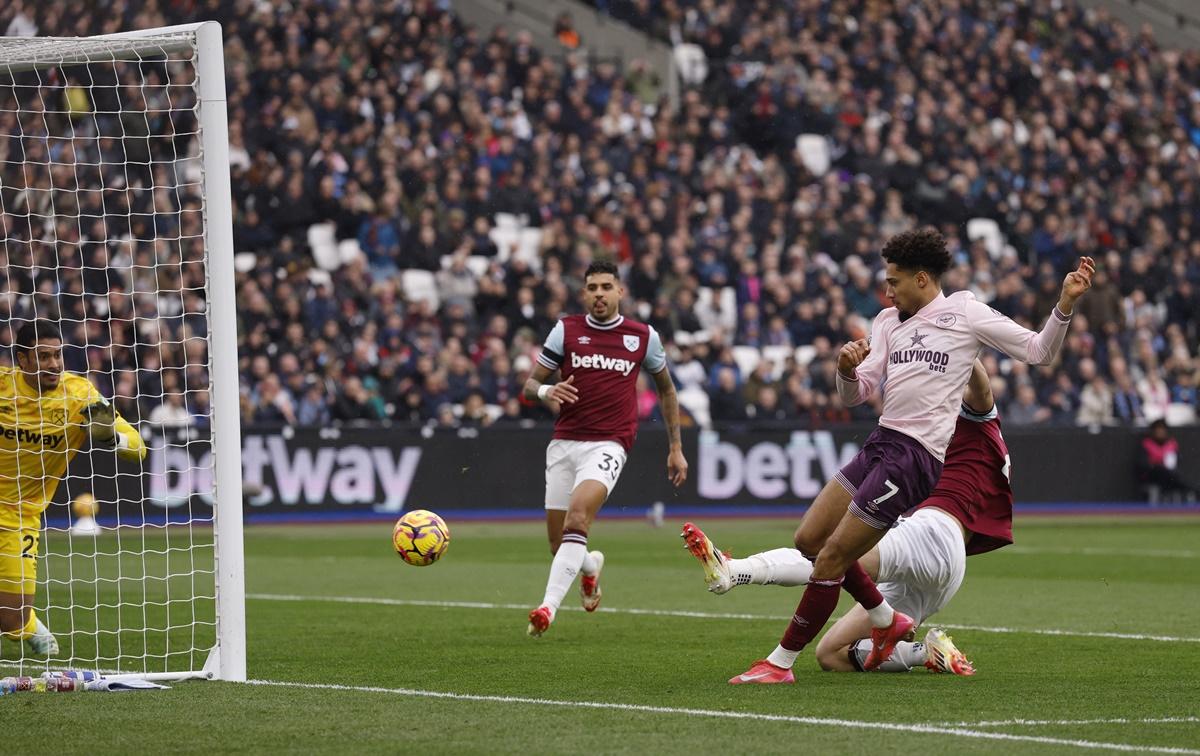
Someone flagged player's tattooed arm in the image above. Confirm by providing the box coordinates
[651,367,688,486]
[523,362,576,410]
[962,358,994,415]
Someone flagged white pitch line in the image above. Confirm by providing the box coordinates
[246,593,1200,643]
[955,717,1200,728]
[244,679,1200,755]
[1007,546,1200,559]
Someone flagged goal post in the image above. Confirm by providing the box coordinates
[0,21,243,682]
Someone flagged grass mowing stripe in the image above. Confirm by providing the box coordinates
[955,718,1200,728]
[244,679,1200,755]
[247,592,1200,643]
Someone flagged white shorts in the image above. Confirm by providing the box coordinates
[544,439,627,511]
[875,508,967,625]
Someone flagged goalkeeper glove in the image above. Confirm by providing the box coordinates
[82,399,118,447]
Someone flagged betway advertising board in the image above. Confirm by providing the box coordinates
[52,423,1189,522]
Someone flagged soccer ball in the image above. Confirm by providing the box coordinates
[392,510,450,566]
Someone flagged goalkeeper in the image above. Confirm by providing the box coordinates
[0,320,146,655]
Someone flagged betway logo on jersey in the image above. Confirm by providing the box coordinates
[571,351,637,376]
[0,425,65,449]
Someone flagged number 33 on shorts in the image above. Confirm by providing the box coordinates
[597,452,621,481]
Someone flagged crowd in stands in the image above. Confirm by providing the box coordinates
[1,0,1198,432]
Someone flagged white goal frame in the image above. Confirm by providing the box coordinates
[1,21,244,682]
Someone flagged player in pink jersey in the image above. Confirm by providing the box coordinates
[523,261,688,637]
[706,228,1093,683]
[684,359,1010,679]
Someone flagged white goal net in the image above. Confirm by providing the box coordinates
[0,23,243,682]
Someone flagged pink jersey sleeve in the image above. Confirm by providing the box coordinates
[964,296,1071,366]
[836,312,891,406]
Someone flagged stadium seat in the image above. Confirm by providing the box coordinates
[490,227,519,264]
[796,134,831,177]
[697,286,738,333]
[1165,403,1197,426]
[233,252,257,273]
[439,252,491,277]
[337,239,364,266]
[966,218,1004,260]
[673,43,708,86]
[677,385,711,429]
[794,345,818,366]
[465,255,491,277]
[731,345,762,378]
[306,222,340,270]
[516,228,544,272]
[761,345,793,378]
[493,212,522,230]
[401,269,440,309]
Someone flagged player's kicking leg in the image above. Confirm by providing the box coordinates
[922,628,975,674]
[529,480,608,636]
[579,549,604,612]
[815,605,973,674]
[815,604,926,673]
[680,522,812,594]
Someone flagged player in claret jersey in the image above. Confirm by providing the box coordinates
[692,228,1092,683]
[523,261,688,637]
[684,359,1012,678]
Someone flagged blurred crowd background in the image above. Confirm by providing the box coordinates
[0,0,1198,432]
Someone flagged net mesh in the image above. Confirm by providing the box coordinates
[0,33,216,676]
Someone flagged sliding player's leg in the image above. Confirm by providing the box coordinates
[817,509,973,674]
[682,472,850,596]
[681,522,812,594]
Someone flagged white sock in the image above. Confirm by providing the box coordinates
[767,644,800,670]
[540,539,587,617]
[866,600,895,628]
[727,548,813,587]
[581,550,599,576]
[850,639,926,672]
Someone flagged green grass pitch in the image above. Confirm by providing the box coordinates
[3,515,1199,754]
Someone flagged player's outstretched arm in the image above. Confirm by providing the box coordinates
[83,399,147,462]
[962,359,994,414]
[651,367,688,487]
[968,257,1094,366]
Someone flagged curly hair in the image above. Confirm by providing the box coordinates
[14,319,62,355]
[584,260,620,281]
[881,228,951,278]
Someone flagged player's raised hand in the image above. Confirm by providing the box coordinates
[1061,256,1095,304]
[667,448,688,487]
[83,398,117,446]
[837,339,871,378]
[548,374,579,404]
